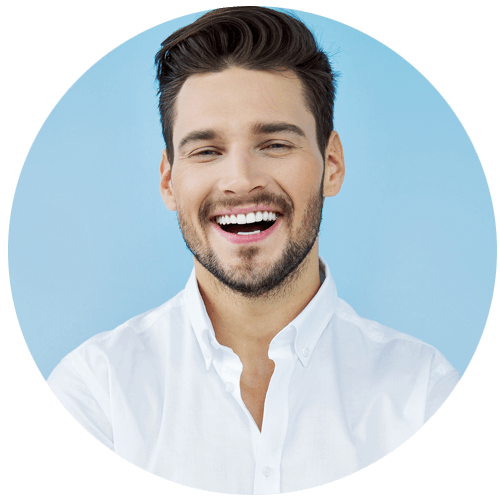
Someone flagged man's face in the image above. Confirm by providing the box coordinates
[160,67,343,297]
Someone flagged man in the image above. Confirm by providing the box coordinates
[47,6,459,494]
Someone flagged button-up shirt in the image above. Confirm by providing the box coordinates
[47,259,459,494]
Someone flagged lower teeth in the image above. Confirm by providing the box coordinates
[237,230,261,235]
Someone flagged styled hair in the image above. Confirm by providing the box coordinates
[155,6,337,164]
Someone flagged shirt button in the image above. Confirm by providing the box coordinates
[225,381,234,392]
[301,347,310,357]
[262,466,273,477]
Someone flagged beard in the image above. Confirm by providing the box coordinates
[177,185,324,299]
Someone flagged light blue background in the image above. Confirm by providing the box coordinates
[9,9,496,379]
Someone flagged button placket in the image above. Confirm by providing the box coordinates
[253,333,297,494]
[262,466,273,477]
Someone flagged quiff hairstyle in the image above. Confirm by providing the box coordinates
[155,6,337,165]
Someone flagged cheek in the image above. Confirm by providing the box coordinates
[173,172,211,216]
[279,163,323,202]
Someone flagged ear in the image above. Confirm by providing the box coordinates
[159,149,177,211]
[323,131,345,198]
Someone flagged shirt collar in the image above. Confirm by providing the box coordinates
[184,268,216,370]
[289,258,337,367]
[184,257,338,370]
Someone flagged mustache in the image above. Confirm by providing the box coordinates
[199,191,294,221]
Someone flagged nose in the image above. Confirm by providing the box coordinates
[217,149,267,196]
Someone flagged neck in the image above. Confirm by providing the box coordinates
[195,245,322,362]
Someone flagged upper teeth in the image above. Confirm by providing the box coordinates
[216,211,278,225]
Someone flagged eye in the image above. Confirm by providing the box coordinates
[263,142,293,153]
[195,149,218,156]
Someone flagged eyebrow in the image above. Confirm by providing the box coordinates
[252,121,306,138]
[177,121,306,152]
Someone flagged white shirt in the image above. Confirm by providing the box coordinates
[47,259,459,494]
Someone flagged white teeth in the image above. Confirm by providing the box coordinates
[216,211,279,226]
[237,230,261,235]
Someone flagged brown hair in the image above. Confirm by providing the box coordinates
[155,6,337,164]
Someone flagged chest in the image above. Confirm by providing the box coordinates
[240,370,272,431]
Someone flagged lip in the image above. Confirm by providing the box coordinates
[211,217,281,244]
[211,205,282,217]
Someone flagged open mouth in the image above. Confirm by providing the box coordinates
[213,210,280,235]
[219,220,275,235]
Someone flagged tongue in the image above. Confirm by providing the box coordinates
[223,221,274,234]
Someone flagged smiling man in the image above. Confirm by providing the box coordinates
[47,7,460,494]
[160,65,343,434]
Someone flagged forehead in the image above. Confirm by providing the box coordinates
[172,67,315,144]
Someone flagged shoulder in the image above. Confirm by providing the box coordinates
[50,288,190,380]
[332,297,458,382]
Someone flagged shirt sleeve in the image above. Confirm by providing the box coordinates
[424,366,460,422]
[47,355,114,450]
